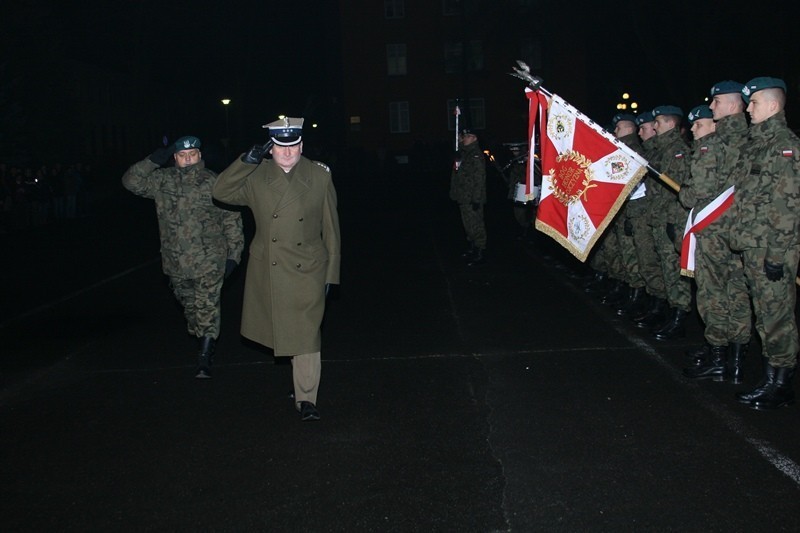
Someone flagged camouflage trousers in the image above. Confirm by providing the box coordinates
[741,245,800,368]
[170,272,224,339]
[589,222,623,278]
[616,216,644,288]
[459,203,487,250]
[631,215,665,298]
[694,232,751,345]
[652,222,691,310]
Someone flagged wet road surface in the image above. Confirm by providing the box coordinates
[2,172,800,531]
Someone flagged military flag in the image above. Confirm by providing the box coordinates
[680,185,735,276]
[527,89,648,261]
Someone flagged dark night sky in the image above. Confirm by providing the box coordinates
[3,0,800,163]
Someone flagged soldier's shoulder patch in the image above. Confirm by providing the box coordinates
[313,161,331,172]
[675,152,685,159]
[781,148,794,157]
[700,146,708,153]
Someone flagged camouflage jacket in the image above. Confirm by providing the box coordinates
[450,141,487,205]
[646,128,690,227]
[618,133,647,217]
[679,113,747,212]
[729,111,800,263]
[122,158,244,278]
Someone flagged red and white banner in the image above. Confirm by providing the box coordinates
[528,90,648,261]
[680,185,735,277]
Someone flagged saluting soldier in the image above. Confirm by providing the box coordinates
[122,136,244,379]
[681,82,752,384]
[213,118,341,421]
[730,77,800,410]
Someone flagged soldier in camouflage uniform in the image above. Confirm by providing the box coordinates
[610,113,647,315]
[631,111,669,327]
[729,77,800,410]
[645,106,691,340]
[681,83,752,384]
[450,128,487,266]
[122,136,244,379]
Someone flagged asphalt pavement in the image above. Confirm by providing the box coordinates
[2,167,800,532]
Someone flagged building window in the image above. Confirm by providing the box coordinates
[444,41,463,74]
[447,98,485,131]
[390,101,410,133]
[385,0,405,18]
[444,40,482,73]
[387,43,407,75]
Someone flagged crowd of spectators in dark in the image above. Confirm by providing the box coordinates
[0,161,94,233]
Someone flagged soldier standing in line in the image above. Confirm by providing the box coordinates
[730,77,800,410]
[610,113,648,316]
[681,82,752,384]
[631,111,669,329]
[450,128,488,266]
[645,106,692,340]
[122,136,244,379]
[213,118,341,421]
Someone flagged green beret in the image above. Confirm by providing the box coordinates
[611,113,637,126]
[174,136,201,151]
[687,105,713,124]
[652,105,683,118]
[710,80,744,96]
[742,77,787,102]
[635,111,654,126]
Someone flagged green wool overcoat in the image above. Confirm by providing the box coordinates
[213,156,341,356]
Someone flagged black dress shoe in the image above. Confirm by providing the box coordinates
[298,401,320,421]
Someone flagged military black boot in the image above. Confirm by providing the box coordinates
[736,358,775,405]
[467,248,486,266]
[461,242,477,261]
[652,308,688,340]
[685,342,711,367]
[600,280,626,306]
[749,365,795,410]
[616,286,645,317]
[633,297,667,329]
[583,270,607,294]
[683,345,728,381]
[195,336,215,379]
[728,343,748,385]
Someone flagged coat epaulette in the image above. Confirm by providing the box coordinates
[313,161,331,172]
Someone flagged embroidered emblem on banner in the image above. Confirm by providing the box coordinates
[569,214,591,243]
[606,155,630,181]
[549,151,597,205]
[548,113,573,141]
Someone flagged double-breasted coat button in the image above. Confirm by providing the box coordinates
[272,237,277,242]
[272,214,278,218]
[271,261,277,266]
[296,264,302,268]
[299,218,303,221]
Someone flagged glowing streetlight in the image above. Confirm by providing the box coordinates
[221,99,231,158]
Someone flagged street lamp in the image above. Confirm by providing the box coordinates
[221,99,231,158]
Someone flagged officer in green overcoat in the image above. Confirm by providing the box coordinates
[213,118,341,421]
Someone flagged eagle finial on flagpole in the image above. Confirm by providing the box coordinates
[508,60,543,90]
